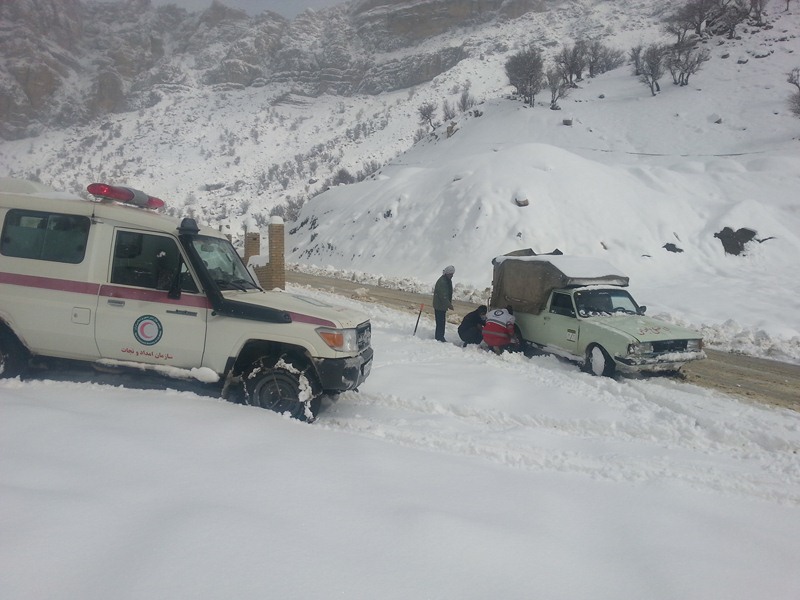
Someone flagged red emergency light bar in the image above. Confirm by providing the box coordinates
[87,183,165,209]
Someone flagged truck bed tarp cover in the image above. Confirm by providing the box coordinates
[490,252,629,314]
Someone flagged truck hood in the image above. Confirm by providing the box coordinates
[587,314,701,342]
[222,289,369,329]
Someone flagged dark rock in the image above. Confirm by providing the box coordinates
[713,226,772,255]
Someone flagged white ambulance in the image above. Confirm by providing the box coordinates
[0,178,372,420]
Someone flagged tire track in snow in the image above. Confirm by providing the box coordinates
[320,389,800,506]
[298,286,800,505]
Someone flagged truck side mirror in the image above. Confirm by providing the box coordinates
[637,305,647,315]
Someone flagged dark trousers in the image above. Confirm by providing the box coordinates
[458,327,483,345]
[434,309,447,342]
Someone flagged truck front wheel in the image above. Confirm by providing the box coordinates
[243,358,320,422]
[585,344,616,378]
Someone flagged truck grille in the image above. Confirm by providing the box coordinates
[357,322,372,351]
[652,339,687,353]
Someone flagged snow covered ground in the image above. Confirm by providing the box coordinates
[2,286,800,600]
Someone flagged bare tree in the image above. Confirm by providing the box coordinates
[629,44,644,76]
[442,99,456,121]
[663,6,695,44]
[586,41,625,77]
[750,0,768,24]
[569,40,588,82]
[458,89,475,112]
[790,92,800,118]
[586,40,605,78]
[546,68,571,110]
[789,68,800,118]
[719,0,750,38]
[505,46,545,105]
[639,44,668,96]
[418,101,437,130]
[683,0,721,34]
[331,168,355,186]
[682,47,710,85]
[553,43,586,85]
[358,160,381,181]
[667,43,711,86]
[789,68,800,91]
[553,46,572,84]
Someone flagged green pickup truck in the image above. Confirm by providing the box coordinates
[490,252,705,377]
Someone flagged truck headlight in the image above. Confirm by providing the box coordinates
[316,327,359,352]
[686,339,703,351]
[628,342,653,355]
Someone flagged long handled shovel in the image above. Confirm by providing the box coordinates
[412,303,424,336]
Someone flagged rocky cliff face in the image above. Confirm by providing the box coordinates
[350,0,548,50]
[0,0,552,139]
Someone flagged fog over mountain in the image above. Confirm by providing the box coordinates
[152,0,345,18]
[0,0,552,139]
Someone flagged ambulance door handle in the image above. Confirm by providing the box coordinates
[107,299,125,307]
[166,309,197,317]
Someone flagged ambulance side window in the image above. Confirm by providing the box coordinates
[1,209,90,264]
[110,230,198,293]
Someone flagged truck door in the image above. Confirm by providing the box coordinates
[95,229,209,369]
[539,292,580,358]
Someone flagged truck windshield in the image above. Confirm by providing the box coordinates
[191,236,260,291]
[574,289,639,316]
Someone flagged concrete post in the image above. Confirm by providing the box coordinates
[264,218,285,290]
[243,231,260,266]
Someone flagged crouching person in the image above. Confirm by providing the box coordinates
[482,306,519,354]
[458,305,487,347]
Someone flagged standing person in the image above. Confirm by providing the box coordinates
[432,265,455,342]
[482,306,518,353]
[458,305,487,347]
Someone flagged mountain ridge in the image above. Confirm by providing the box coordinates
[0,0,558,139]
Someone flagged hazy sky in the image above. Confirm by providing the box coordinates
[152,0,346,19]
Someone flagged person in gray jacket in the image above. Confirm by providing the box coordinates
[432,265,455,342]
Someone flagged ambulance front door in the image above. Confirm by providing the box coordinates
[95,229,209,369]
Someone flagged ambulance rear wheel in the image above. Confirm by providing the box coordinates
[0,328,27,378]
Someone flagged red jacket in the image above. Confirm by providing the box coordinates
[482,308,515,347]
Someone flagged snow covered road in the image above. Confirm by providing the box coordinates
[287,270,800,409]
[316,297,800,508]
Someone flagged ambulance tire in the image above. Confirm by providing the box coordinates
[0,328,27,378]
[243,358,319,422]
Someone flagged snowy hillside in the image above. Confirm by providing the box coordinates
[285,6,800,361]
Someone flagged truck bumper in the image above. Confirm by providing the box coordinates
[615,350,706,373]
[314,347,374,392]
